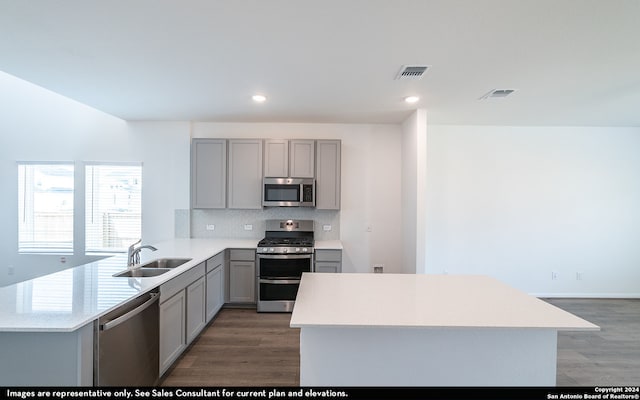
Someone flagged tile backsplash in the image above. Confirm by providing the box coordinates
[176,208,339,240]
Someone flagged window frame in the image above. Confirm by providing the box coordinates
[17,161,75,255]
[84,162,143,256]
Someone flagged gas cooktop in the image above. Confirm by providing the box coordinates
[257,237,314,247]
[257,219,315,254]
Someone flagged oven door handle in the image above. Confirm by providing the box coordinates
[259,278,301,285]
[257,254,312,259]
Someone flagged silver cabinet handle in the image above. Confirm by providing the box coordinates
[100,292,159,331]
[259,279,301,285]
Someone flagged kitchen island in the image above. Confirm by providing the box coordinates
[290,273,599,386]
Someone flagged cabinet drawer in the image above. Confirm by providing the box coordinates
[229,249,256,261]
[160,262,206,303]
[206,251,224,273]
[315,249,342,262]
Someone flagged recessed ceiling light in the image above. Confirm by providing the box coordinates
[404,96,420,104]
[252,94,267,103]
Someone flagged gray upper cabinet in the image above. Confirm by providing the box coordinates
[191,139,226,209]
[263,139,315,178]
[315,140,341,210]
[228,139,263,209]
[289,140,315,178]
[264,139,288,177]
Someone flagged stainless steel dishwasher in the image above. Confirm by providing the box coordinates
[94,289,160,386]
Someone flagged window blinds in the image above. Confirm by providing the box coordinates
[18,163,74,253]
[85,164,142,254]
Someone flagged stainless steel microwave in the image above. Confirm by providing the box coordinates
[263,178,315,207]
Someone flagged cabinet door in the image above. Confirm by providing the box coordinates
[264,139,288,177]
[159,291,186,375]
[229,261,256,303]
[206,265,224,322]
[186,276,206,345]
[191,139,226,209]
[315,262,341,273]
[228,139,263,209]
[316,140,341,209]
[290,140,315,178]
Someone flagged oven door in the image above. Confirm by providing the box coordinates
[258,279,301,301]
[257,254,312,312]
[258,254,312,279]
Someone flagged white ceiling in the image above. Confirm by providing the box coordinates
[1,0,639,126]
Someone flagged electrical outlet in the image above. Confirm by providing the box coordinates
[576,272,584,281]
[244,224,253,231]
[373,264,384,273]
[366,226,373,233]
[323,224,332,231]
[206,224,215,231]
[551,271,558,280]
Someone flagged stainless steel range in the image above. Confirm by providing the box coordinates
[256,219,314,313]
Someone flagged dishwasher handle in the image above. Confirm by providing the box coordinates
[100,292,159,331]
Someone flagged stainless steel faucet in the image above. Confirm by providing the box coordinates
[127,239,158,266]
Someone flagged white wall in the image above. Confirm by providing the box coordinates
[0,71,189,286]
[425,125,640,297]
[192,122,403,274]
[401,110,428,274]
[0,69,403,286]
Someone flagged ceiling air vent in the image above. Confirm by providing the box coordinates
[395,65,429,80]
[479,89,517,100]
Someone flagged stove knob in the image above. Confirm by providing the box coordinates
[295,248,301,252]
[302,248,308,252]
[269,248,274,252]
[283,248,288,253]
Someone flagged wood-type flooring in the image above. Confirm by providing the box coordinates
[161,299,640,387]
[546,298,640,386]
[161,308,300,386]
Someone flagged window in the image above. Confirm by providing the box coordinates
[85,164,142,254]
[18,163,74,253]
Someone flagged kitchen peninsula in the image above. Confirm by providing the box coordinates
[0,238,259,386]
[290,273,599,386]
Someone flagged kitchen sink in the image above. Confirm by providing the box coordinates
[113,258,191,278]
[139,258,192,269]
[113,267,172,278]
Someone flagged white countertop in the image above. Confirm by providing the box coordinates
[0,238,258,332]
[314,240,343,250]
[290,273,599,331]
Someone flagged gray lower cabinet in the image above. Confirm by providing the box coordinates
[315,249,342,273]
[228,139,263,209]
[227,249,256,304]
[316,140,341,210]
[206,252,225,322]
[159,261,206,376]
[191,139,226,209]
[185,276,206,344]
[159,289,186,375]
